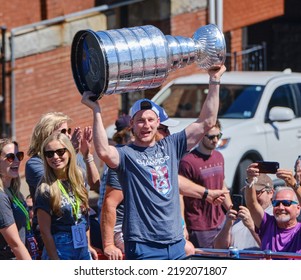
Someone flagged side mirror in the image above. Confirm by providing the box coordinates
[269,106,295,122]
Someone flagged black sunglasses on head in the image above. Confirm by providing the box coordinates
[44,148,67,159]
[205,132,223,140]
[4,152,24,163]
[60,128,72,135]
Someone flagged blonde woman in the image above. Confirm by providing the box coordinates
[0,138,31,259]
[35,133,97,260]
[25,112,100,251]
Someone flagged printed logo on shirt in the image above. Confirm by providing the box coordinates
[150,165,172,196]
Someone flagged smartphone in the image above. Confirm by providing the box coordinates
[231,194,243,212]
[295,155,301,172]
[256,161,279,174]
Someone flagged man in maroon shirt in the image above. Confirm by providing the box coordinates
[179,119,232,248]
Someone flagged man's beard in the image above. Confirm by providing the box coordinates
[275,213,291,223]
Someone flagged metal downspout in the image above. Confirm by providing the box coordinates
[209,0,216,24]
[1,26,6,137]
[216,0,223,32]
[9,0,144,140]
[208,0,223,32]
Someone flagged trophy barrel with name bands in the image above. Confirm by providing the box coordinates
[71,24,226,100]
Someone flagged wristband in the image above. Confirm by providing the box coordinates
[84,154,94,163]
[245,177,258,188]
[202,188,209,201]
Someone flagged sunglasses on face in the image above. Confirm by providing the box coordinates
[60,128,72,135]
[44,148,67,159]
[256,188,267,195]
[4,152,24,163]
[272,200,298,207]
[205,132,223,140]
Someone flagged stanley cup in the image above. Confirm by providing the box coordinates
[71,24,226,100]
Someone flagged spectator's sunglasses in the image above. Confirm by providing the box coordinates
[60,128,72,135]
[44,148,67,159]
[272,200,298,207]
[205,132,223,140]
[3,152,24,162]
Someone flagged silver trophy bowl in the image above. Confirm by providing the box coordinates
[71,24,226,100]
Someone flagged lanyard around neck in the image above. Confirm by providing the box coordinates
[9,190,31,231]
[57,180,80,221]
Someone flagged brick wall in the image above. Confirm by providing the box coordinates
[44,0,94,19]
[0,0,42,29]
[0,0,95,29]
[12,46,119,175]
[224,0,284,31]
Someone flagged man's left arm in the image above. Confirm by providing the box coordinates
[185,65,226,151]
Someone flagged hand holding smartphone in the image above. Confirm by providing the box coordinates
[256,161,279,174]
[231,194,243,212]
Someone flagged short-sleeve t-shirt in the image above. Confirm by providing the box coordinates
[179,149,225,231]
[258,212,301,257]
[0,190,27,259]
[35,182,89,234]
[114,130,188,244]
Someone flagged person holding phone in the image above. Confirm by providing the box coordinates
[214,174,274,250]
[245,163,301,257]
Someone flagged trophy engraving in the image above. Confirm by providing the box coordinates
[71,24,226,100]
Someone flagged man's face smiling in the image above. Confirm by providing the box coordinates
[131,110,159,146]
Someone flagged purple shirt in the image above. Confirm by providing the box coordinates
[259,212,301,255]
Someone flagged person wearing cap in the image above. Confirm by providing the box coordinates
[81,65,226,260]
[179,119,232,249]
[101,105,229,259]
[244,163,301,257]
[213,174,274,250]
[101,106,179,259]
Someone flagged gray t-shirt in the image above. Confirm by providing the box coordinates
[0,190,27,259]
[106,168,124,228]
[35,183,89,234]
[114,130,187,244]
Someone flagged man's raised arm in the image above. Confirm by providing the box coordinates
[185,65,226,151]
[81,91,119,168]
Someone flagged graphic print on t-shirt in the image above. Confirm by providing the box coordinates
[150,165,171,196]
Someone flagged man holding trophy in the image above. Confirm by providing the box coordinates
[76,23,226,259]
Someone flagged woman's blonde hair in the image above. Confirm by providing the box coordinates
[38,133,88,216]
[0,138,23,200]
[27,112,71,157]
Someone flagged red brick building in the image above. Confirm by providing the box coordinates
[0,0,299,175]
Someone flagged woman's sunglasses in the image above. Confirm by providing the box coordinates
[44,148,67,159]
[60,128,72,135]
[4,152,24,162]
[205,132,223,140]
[272,200,298,207]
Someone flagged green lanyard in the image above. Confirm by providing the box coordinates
[57,180,80,222]
[10,193,31,231]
